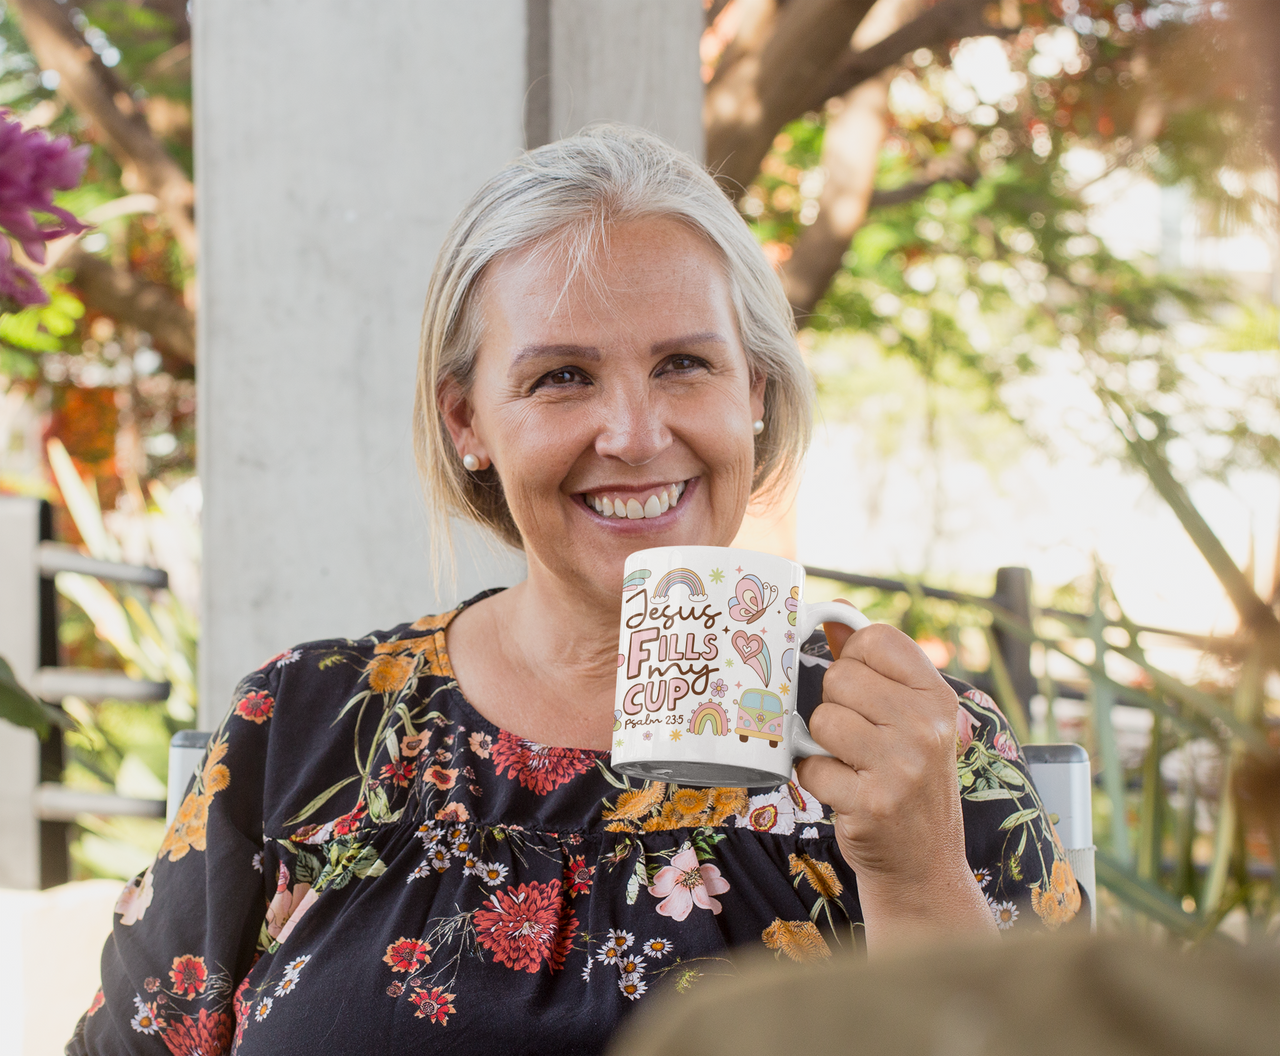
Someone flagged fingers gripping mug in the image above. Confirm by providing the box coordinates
[611,546,870,788]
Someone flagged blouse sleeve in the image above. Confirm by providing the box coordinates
[948,678,1087,932]
[67,662,280,1055]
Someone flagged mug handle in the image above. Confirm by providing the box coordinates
[791,601,872,761]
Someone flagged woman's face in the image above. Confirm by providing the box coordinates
[442,217,766,607]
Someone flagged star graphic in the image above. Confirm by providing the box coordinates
[615,738,625,748]
[735,681,742,689]
[709,568,725,584]
[735,566,743,574]
[779,682,790,695]
[723,627,730,634]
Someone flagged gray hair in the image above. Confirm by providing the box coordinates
[413,123,812,560]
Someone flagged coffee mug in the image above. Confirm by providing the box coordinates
[611,545,870,788]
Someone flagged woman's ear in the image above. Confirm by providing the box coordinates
[438,377,488,466]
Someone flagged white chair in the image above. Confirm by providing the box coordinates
[1024,742,1096,929]
[166,733,1096,927]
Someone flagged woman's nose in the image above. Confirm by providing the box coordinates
[592,393,672,467]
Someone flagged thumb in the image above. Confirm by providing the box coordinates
[822,598,858,659]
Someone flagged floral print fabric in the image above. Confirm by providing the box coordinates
[69,592,1082,1056]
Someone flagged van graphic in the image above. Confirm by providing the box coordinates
[734,688,785,748]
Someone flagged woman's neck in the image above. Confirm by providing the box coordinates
[446,572,623,750]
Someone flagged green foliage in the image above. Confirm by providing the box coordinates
[0,654,70,738]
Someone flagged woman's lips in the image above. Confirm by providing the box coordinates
[581,480,687,520]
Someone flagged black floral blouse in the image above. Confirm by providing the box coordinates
[69,591,1082,1056]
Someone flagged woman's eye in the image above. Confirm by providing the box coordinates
[532,367,587,390]
[660,354,708,375]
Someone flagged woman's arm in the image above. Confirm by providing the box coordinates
[67,666,278,1055]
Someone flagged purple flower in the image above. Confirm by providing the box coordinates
[0,110,89,307]
[710,679,727,698]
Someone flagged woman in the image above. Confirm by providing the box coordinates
[71,125,1080,1056]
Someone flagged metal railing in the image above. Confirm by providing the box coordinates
[0,496,169,889]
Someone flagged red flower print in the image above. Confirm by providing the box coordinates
[383,937,432,973]
[168,955,207,998]
[379,759,417,786]
[387,981,405,997]
[474,879,577,973]
[85,989,104,1017]
[409,986,457,1024]
[424,766,459,790]
[160,1008,233,1056]
[232,973,254,1046]
[565,855,595,896]
[490,731,594,795]
[234,691,274,724]
[332,804,367,836]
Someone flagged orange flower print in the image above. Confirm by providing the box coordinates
[435,801,470,824]
[233,691,274,724]
[400,733,427,758]
[468,731,493,759]
[1030,858,1081,930]
[423,766,459,791]
[367,631,450,695]
[160,737,229,862]
[761,919,831,962]
[383,937,432,973]
[368,651,416,696]
[85,989,104,1018]
[474,879,577,973]
[409,987,456,1024]
[168,954,208,997]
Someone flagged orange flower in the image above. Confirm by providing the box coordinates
[788,853,843,899]
[383,937,431,973]
[169,954,208,997]
[1031,858,1081,930]
[367,651,417,695]
[602,783,667,822]
[707,786,748,825]
[435,801,470,824]
[640,804,687,832]
[424,766,459,791]
[669,787,712,821]
[762,919,831,962]
[233,691,273,724]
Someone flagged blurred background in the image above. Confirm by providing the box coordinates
[0,0,1277,1050]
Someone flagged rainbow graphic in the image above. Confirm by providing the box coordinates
[622,569,651,594]
[653,568,708,601]
[688,699,730,737]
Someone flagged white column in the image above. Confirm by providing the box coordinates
[0,497,41,889]
[194,1,704,728]
[531,0,705,157]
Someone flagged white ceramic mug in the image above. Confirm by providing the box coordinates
[611,545,870,788]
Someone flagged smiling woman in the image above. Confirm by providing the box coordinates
[70,126,1080,1056]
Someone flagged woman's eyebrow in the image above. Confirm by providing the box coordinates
[650,332,726,355]
[509,343,602,372]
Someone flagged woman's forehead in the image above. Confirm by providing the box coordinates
[475,218,737,345]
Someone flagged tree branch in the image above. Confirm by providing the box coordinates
[805,0,1016,114]
[705,0,879,196]
[10,0,196,263]
[781,73,892,320]
[867,154,978,210]
[62,245,195,364]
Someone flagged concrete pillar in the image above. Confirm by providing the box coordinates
[194,2,704,727]
[0,497,41,889]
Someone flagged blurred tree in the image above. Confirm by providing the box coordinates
[706,0,1280,661]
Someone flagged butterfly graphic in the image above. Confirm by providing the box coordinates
[727,574,778,624]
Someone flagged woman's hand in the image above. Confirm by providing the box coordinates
[794,607,997,952]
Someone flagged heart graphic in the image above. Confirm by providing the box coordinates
[732,630,772,687]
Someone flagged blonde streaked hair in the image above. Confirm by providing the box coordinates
[413,123,812,570]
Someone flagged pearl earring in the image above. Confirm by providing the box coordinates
[752,419,764,436]
[462,453,480,472]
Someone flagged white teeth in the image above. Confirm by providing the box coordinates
[586,482,687,519]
